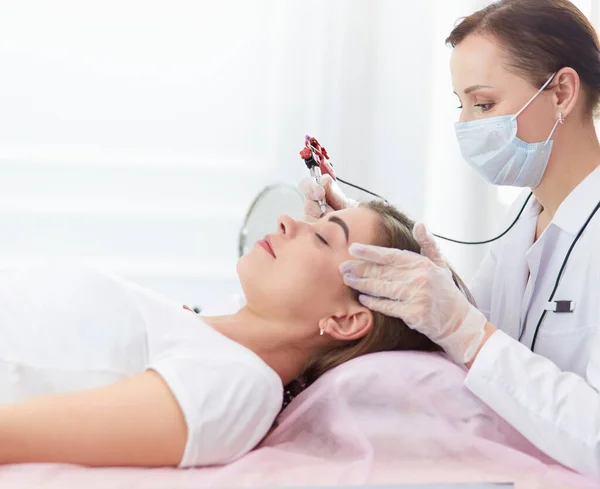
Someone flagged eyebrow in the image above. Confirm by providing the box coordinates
[459,84,494,95]
[328,216,349,243]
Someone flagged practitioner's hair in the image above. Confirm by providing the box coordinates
[446,0,600,116]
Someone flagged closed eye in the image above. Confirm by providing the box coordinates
[315,233,330,246]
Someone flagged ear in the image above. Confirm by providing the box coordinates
[318,304,374,341]
[552,67,580,119]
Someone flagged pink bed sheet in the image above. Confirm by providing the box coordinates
[1,351,598,489]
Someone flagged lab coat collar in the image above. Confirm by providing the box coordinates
[546,165,600,237]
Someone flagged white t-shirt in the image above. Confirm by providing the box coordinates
[0,262,283,467]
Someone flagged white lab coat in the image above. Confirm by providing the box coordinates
[464,165,600,477]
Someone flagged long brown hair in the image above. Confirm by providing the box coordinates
[282,201,475,408]
[446,0,600,115]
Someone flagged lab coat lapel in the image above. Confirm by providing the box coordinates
[519,230,544,337]
[492,198,539,340]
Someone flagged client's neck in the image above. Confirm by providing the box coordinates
[200,307,319,386]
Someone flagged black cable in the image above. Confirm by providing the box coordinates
[337,177,389,203]
[337,177,533,246]
[433,193,533,245]
[528,200,600,351]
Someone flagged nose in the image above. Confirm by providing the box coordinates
[277,214,299,239]
[459,110,474,124]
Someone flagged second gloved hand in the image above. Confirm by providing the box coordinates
[340,243,487,365]
[412,221,447,269]
[299,174,358,222]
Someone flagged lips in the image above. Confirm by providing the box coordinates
[257,235,276,258]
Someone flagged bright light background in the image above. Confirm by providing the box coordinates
[0,0,597,308]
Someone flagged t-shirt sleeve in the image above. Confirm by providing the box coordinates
[148,351,282,468]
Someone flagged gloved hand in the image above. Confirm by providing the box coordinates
[299,174,358,222]
[412,222,447,269]
[340,232,487,365]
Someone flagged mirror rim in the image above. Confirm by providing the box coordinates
[238,183,303,258]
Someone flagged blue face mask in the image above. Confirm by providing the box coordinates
[454,73,563,188]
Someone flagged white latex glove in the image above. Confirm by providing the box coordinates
[340,238,487,365]
[412,222,447,269]
[299,174,358,222]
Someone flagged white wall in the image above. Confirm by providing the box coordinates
[0,0,598,308]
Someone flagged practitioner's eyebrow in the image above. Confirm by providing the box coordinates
[455,84,494,95]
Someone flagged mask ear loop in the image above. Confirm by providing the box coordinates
[512,72,558,120]
[544,112,564,145]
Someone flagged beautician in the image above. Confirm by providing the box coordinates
[301,0,600,477]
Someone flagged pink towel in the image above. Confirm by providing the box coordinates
[1,351,597,489]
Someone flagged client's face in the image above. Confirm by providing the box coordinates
[237,207,383,327]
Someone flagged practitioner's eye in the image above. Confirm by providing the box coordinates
[474,103,495,112]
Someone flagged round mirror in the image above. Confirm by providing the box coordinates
[238,184,304,257]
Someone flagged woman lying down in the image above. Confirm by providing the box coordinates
[0,201,473,468]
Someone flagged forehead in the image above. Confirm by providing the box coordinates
[450,34,513,91]
[332,207,382,246]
